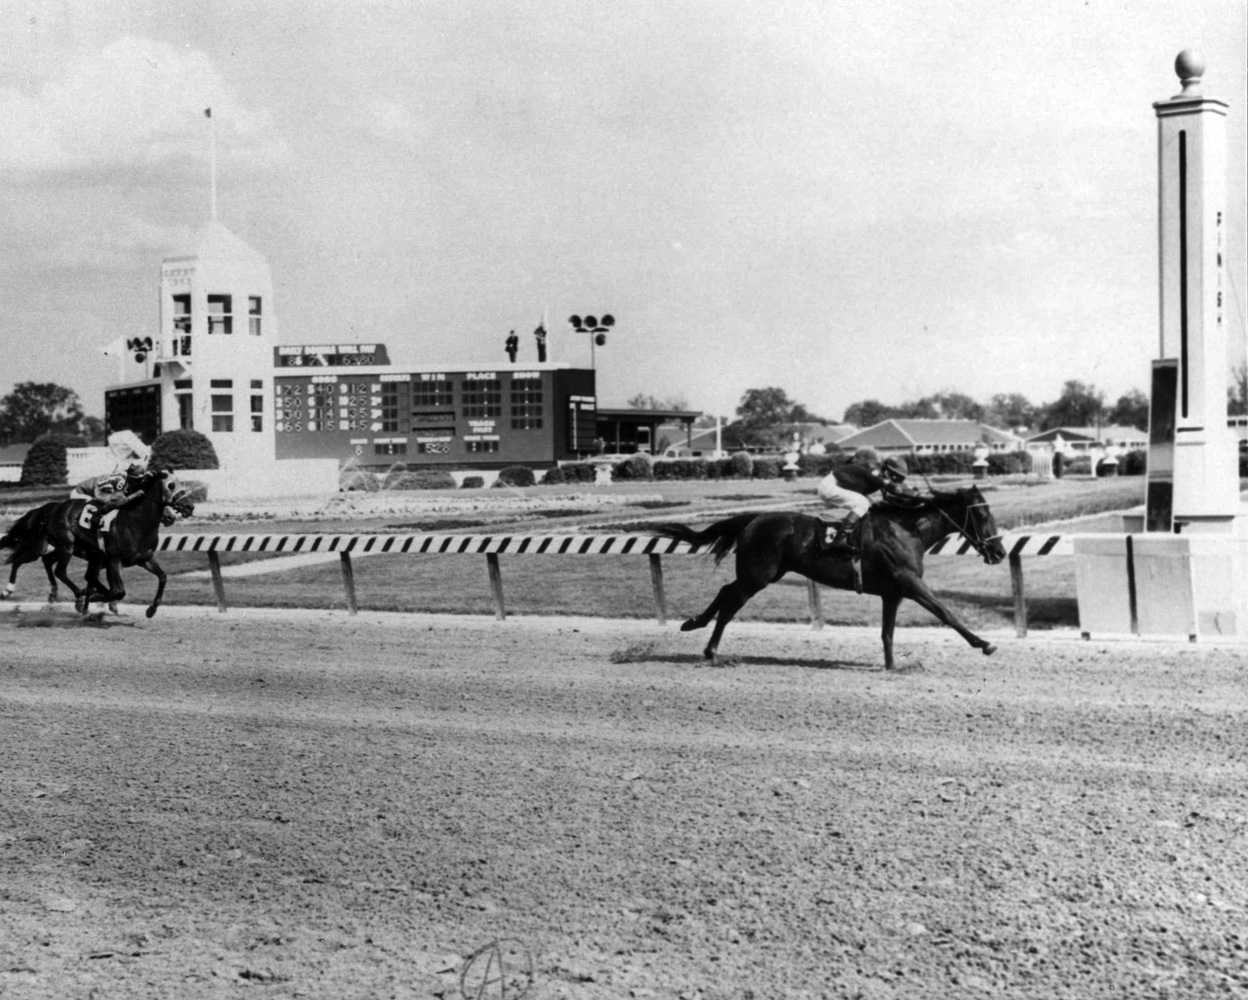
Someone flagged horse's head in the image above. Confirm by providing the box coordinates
[141,468,195,518]
[957,485,1005,565]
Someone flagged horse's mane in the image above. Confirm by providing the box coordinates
[874,486,974,516]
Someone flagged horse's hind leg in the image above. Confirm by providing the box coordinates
[0,561,17,599]
[702,579,762,664]
[42,553,59,603]
[679,586,727,632]
[51,552,87,611]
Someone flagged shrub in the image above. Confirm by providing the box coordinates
[339,467,379,491]
[1065,455,1093,476]
[1120,449,1147,476]
[151,429,219,471]
[387,469,457,490]
[381,463,410,489]
[729,451,754,479]
[986,450,1032,476]
[612,453,653,482]
[20,433,87,486]
[797,453,840,478]
[752,457,781,479]
[559,462,598,484]
[541,466,566,485]
[1240,450,1248,479]
[495,465,536,487]
[461,475,486,489]
[909,452,976,477]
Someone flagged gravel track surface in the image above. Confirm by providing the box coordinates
[0,604,1244,999]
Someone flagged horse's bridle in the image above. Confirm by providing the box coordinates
[936,501,1002,561]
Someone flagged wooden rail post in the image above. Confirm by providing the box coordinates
[806,578,824,630]
[649,553,667,625]
[1009,552,1027,638]
[339,552,358,615]
[486,553,506,620]
[206,550,227,613]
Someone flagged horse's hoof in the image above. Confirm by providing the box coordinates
[982,643,998,657]
[145,606,157,619]
[679,618,702,632]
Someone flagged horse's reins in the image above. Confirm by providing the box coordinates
[935,501,1001,560]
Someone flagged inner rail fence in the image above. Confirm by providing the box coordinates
[156,531,1074,637]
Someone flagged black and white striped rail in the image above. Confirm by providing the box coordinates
[158,531,1071,635]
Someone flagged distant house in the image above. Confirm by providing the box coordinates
[1025,425,1148,453]
[0,443,30,483]
[835,419,1023,456]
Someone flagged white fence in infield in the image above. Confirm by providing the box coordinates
[158,531,1071,637]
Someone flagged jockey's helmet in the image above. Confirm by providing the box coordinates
[881,456,908,482]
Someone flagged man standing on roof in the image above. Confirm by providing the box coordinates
[815,449,914,555]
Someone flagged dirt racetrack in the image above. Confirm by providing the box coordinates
[0,604,1245,999]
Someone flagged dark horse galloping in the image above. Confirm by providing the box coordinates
[653,485,1007,669]
[1,468,191,619]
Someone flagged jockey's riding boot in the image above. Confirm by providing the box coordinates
[831,512,862,554]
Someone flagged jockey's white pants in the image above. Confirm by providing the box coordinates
[816,475,871,518]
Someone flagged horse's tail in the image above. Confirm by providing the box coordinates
[0,502,58,565]
[651,512,759,566]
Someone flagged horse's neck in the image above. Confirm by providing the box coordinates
[881,503,958,549]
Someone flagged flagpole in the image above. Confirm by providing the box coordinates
[206,107,217,222]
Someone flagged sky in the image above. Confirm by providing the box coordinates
[1,0,1245,424]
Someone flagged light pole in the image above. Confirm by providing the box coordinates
[568,313,614,370]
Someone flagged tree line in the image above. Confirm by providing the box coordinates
[713,366,1248,452]
[0,382,103,446]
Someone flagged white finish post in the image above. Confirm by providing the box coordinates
[1153,51,1240,528]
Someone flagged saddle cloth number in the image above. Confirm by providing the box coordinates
[78,506,120,533]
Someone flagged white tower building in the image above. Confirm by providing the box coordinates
[154,221,278,475]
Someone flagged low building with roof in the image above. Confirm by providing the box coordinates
[1024,425,1148,454]
[835,419,1023,457]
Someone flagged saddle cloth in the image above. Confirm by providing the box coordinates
[816,515,864,549]
[78,505,121,538]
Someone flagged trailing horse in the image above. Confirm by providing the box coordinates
[652,485,1007,669]
[0,501,61,602]
[2,469,191,619]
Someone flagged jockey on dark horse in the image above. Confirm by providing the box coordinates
[815,449,918,555]
[69,461,167,544]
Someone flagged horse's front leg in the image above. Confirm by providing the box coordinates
[104,558,126,607]
[136,557,167,618]
[899,574,997,656]
[880,593,901,670]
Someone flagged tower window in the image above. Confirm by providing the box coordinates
[250,393,263,432]
[172,294,192,356]
[211,393,234,432]
[249,296,262,336]
[208,294,233,334]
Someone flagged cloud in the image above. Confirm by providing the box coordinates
[31,214,194,269]
[0,37,288,174]
[361,97,432,151]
